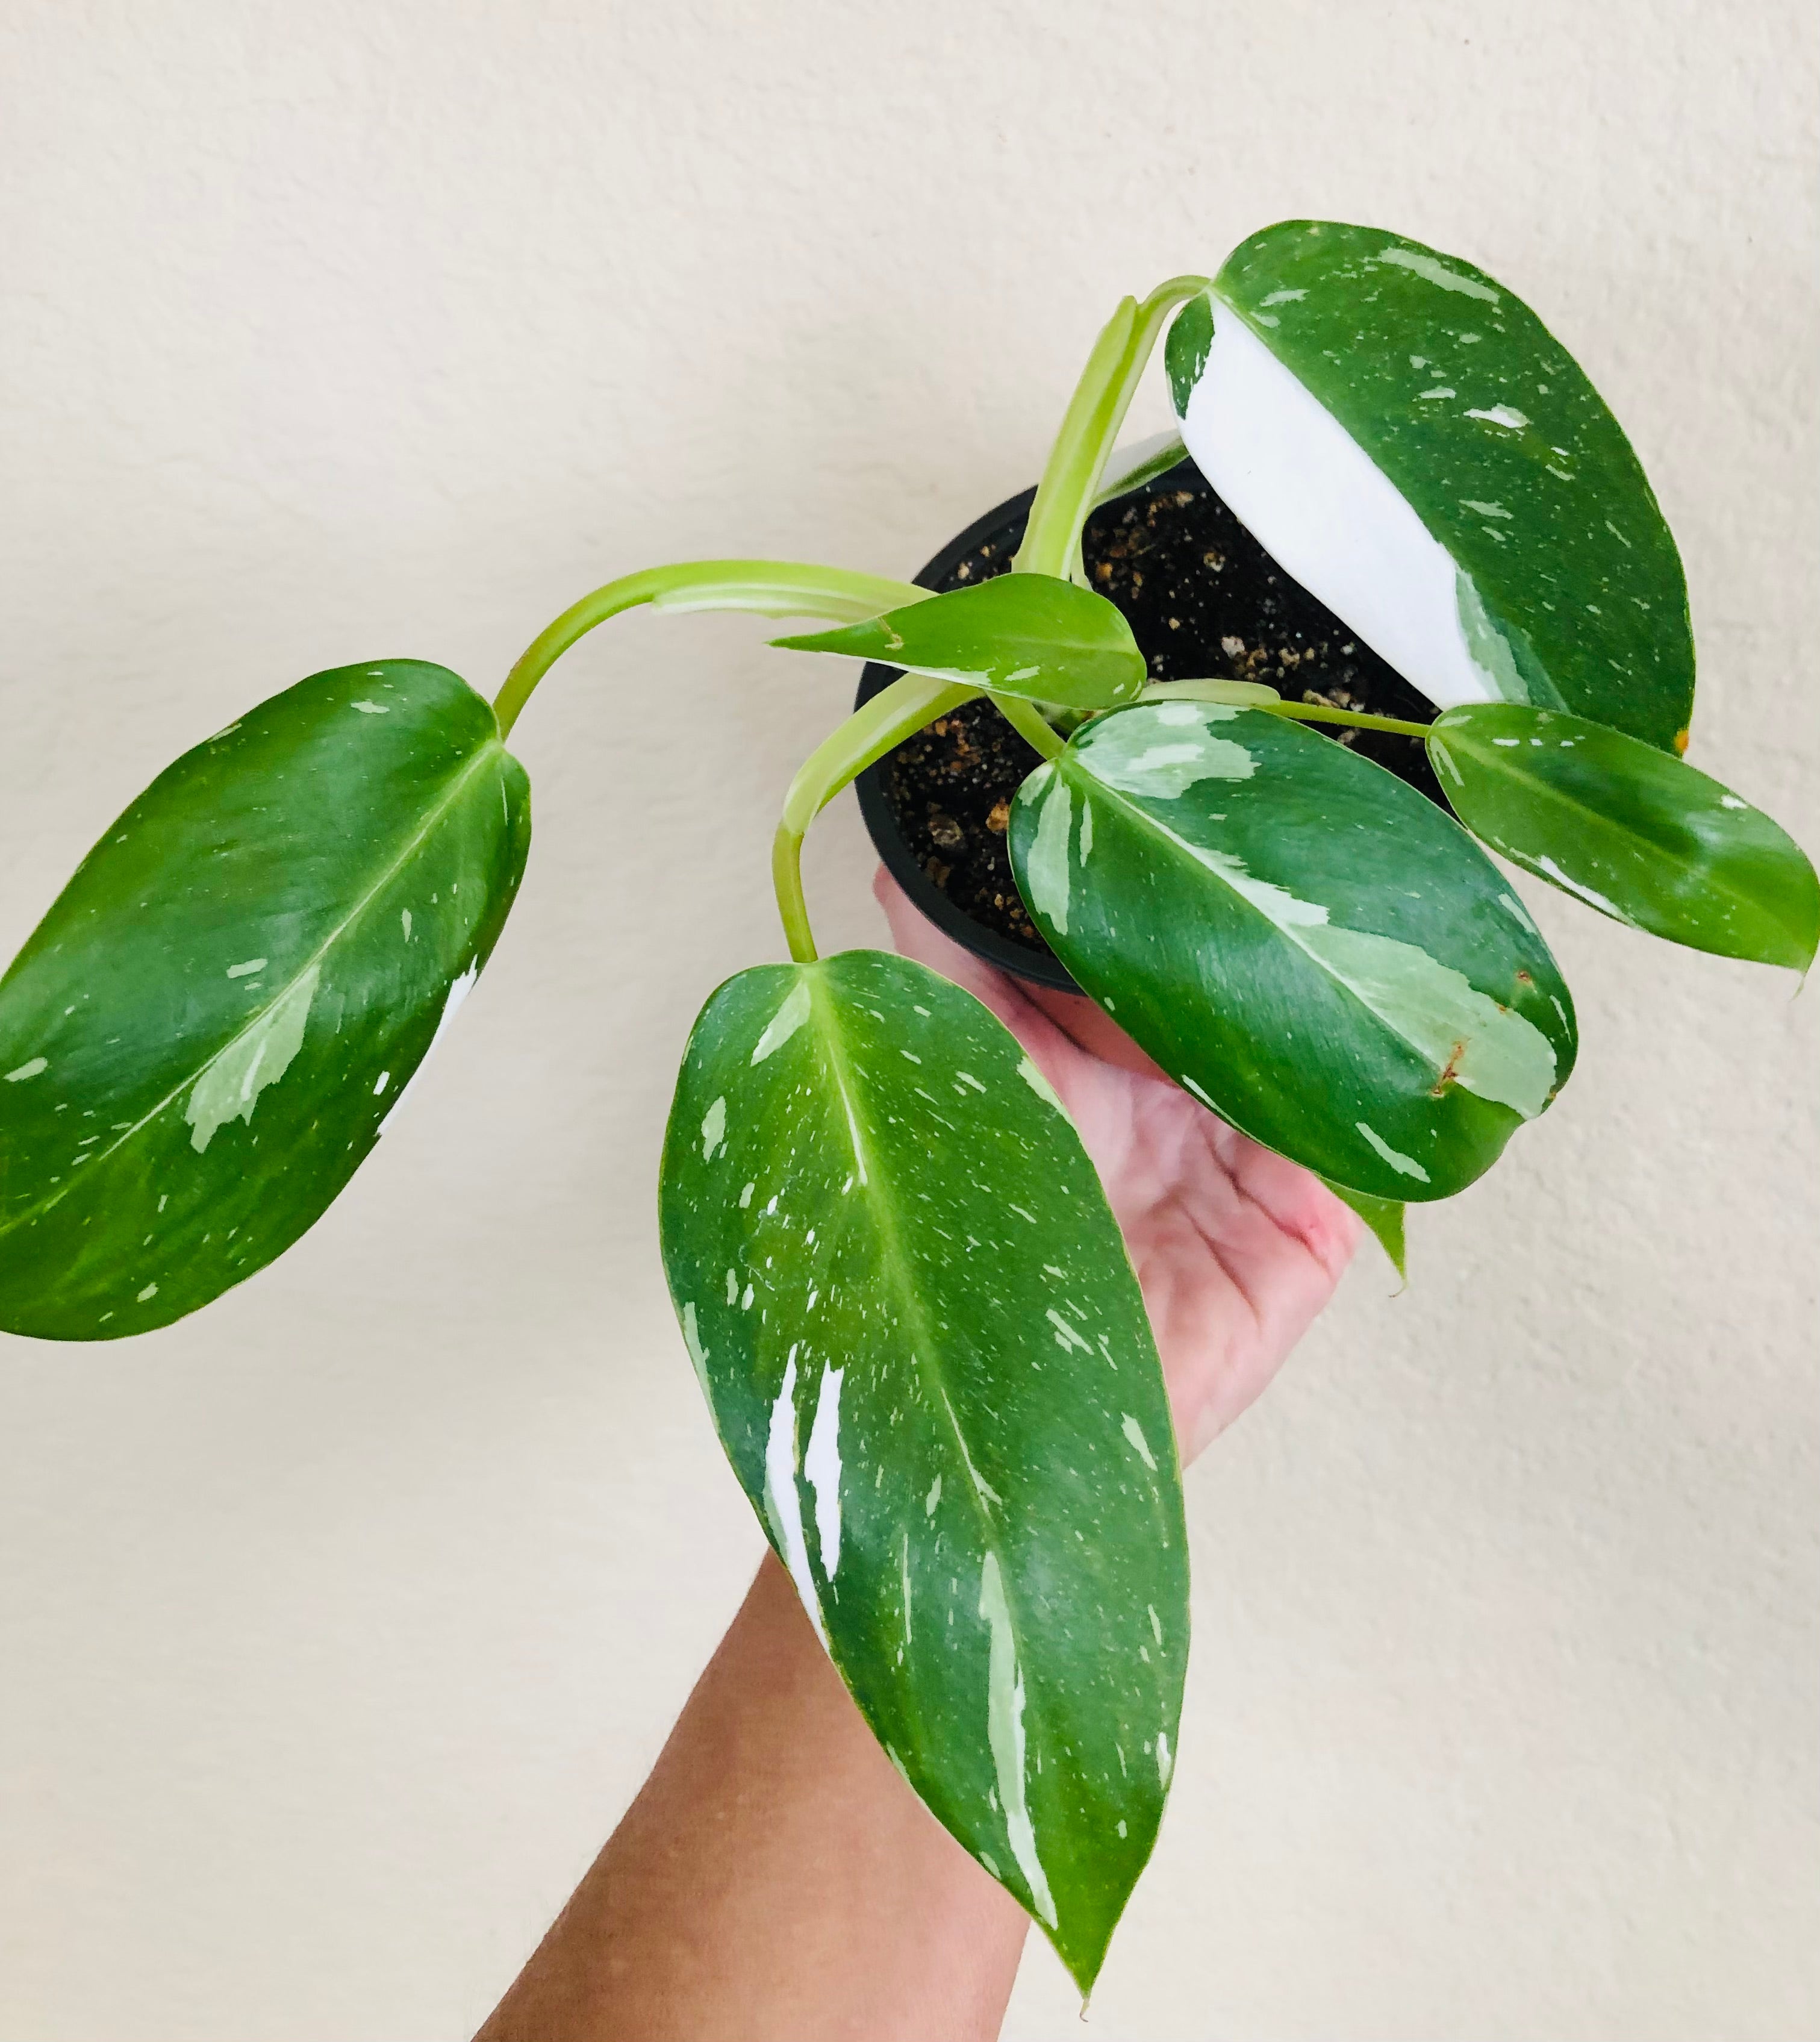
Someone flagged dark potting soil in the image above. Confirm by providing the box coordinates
[879,461,1443,960]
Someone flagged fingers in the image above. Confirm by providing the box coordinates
[1208,1120,1362,1282]
[1021,981,1166,1083]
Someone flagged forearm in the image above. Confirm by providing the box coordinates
[475,1550,1028,2042]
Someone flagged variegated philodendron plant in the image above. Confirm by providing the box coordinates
[2,221,1813,1991]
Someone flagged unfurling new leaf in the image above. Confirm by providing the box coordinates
[658,949,1186,1991]
[0,660,530,1339]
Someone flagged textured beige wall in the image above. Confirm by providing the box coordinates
[1,4,1814,2037]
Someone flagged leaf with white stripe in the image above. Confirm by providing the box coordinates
[1008,702,1577,1201]
[1168,220,1694,751]
[659,949,1186,1991]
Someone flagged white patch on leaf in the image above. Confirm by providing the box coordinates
[1356,1122,1432,1182]
[762,1351,828,1650]
[1121,1413,1158,1470]
[185,964,320,1153]
[700,1095,728,1161]
[751,978,812,1064]
[1180,302,1504,713]
[978,1552,1058,1929]
[803,1362,846,1581]
[1023,771,1073,935]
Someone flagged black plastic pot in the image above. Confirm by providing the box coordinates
[854,459,1441,993]
[852,482,1082,991]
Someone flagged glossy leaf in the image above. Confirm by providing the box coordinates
[1429,705,1820,969]
[659,950,1186,1990]
[1009,702,1577,1202]
[0,661,529,1339]
[773,573,1146,710]
[1168,220,1694,752]
[1324,1179,1406,1280]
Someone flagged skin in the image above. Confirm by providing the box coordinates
[475,870,1358,2042]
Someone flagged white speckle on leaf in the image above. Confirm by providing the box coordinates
[1149,1603,1163,1644]
[1356,1122,1432,1182]
[1418,386,1456,399]
[1461,500,1510,519]
[955,1070,986,1093]
[924,1473,942,1517]
[373,1071,390,1096]
[941,1388,1002,1507]
[751,978,812,1064]
[1048,1308,1092,1354]
[1156,1729,1173,1786]
[401,909,413,941]
[4,1057,47,1082]
[351,699,389,714]
[739,1181,755,1207]
[803,1363,846,1580]
[978,1552,1058,1928]
[1377,245,1500,301]
[680,1302,711,1397]
[1465,404,1529,431]
[1430,737,1464,788]
[1016,1057,1067,1118]
[225,958,267,979]
[137,1282,158,1302]
[185,965,320,1153]
[1516,852,1633,923]
[1121,1414,1158,1470]
[1721,795,1748,811]
[1259,286,1307,307]
[700,1096,728,1161]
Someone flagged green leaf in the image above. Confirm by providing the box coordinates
[1323,1179,1406,1279]
[772,573,1147,710]
[1428,705,1820,970]
[0,660,530,1340]
[1008,702,1577,1202]
[1170,221,1694,753]
[659,950,1186,1991]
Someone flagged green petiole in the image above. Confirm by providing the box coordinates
[1254,699,1436,741]
[772,674,982,963]
[1013,275,1210,584]
[493,560,930,738]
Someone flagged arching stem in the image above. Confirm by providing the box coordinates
[771,675,981,962]
[493,560,929,738]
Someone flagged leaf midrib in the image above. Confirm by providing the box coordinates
[0,738,507,1243]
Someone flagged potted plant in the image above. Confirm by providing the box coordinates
[1,220,1811,1994]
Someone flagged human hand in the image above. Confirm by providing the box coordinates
[874,869,1358,1466]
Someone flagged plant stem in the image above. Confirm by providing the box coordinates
[1012,274,1211,583]
[493,561,930,738]
[1254,700,1436,741]
[772,675,982,963]
[991,692,1067,761]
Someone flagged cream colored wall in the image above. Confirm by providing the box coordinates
[0,4,1813,2036]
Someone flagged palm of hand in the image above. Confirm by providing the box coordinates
[875,871,1357,1466]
